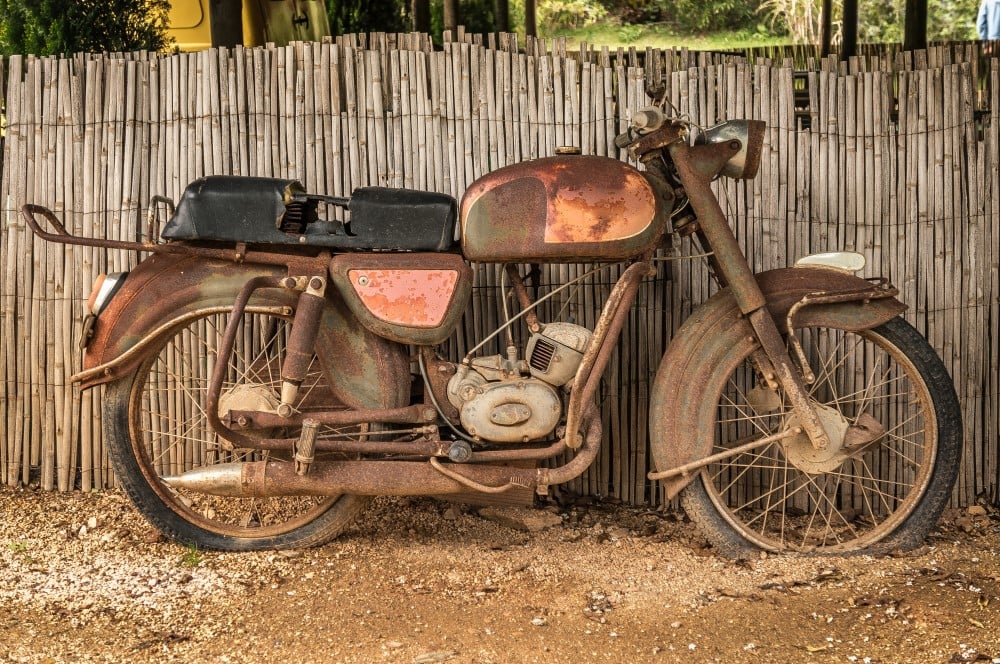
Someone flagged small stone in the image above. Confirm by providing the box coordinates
[87,517,98,530]
[967,505,988,517]
[413,652,457,663]
[955,517,976,533]
[385,641,404,650]
[78,525,88,537]
[143,529,166,544]
[478,507,562,533]
[531,616,548,627]
[442,505,462,521]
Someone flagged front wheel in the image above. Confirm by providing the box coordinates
[680,317,962,556]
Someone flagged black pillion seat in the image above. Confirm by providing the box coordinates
[160,176,458,252]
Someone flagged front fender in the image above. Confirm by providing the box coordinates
[649,267,907,499]
[78,253,409,410]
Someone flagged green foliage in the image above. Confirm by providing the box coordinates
[594,0,758,36]
[599,0,669,23]
[761,0,979,44]
[430,0,497,37]
[327,0,407,35]
[539,0,608,31]
[179,543,203,568]
[668,0,759,33]
[0,0,171,56]
[929,0,979,40]
[758,0,829,43]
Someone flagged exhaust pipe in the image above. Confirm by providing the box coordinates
[163,405,602,497]
[163,459,522,497]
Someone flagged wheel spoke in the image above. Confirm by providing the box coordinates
[118,309,376,544]
[693,322,949,554]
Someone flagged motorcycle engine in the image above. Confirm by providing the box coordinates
[446,323,592,443]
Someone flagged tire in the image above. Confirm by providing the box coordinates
[104,307,382,551]
[680,316,962,557]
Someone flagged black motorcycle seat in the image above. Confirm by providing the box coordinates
[160,176,458,252]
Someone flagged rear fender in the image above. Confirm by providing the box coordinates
[649,267,907,499]
[78,253,409,409]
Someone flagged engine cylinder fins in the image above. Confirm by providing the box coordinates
[526,322,592,387]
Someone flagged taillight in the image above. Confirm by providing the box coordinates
[86,272,128,315]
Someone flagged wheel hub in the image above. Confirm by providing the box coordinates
[218,384,280,437]
[783,404,886,474]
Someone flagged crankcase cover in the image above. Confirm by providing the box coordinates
[460,156,666,262]
[460,379,561,443]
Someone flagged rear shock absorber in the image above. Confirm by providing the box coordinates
[277,275,327,418]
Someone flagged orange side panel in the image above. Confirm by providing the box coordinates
[348,269,459,329]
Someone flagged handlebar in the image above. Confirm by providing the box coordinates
[615,106,686,154]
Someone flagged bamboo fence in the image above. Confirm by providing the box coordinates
[0,34,997,507]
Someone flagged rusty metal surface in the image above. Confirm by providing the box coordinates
[205,275,286,450]
[80,254,410,417]
[329,253,472,345]
[648,267,907,499]
[21,203,333,268]
[461,156,666,262]
[562,260,652,449]
[504,264,541,333]
[420,349,460,422]
[625,122,688,162]
[164,404,602,497]
[668,141,763,311]
[349,268,459,327]
[672,139,837,452]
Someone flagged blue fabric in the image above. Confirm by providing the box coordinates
[979,0,1000,40]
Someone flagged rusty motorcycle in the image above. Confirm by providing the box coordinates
[23,104,962,556]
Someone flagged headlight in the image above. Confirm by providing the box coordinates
[86,272,128,315]
[696,120,766,180]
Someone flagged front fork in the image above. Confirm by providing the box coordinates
[669,140,831,451]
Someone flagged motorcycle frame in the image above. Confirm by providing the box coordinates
[20,121,900,496]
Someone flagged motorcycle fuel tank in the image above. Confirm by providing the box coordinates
[460,155,666,262]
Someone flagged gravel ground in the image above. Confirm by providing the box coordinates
[2,484,999,663]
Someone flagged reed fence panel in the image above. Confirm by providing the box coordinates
[0,37,997,506]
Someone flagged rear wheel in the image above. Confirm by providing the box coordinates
[104,308,380,551]
[681,317,962,556]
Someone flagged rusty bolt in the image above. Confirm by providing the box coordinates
[448,441,473,463]
[309,277,324,291]
[237,416,248,427]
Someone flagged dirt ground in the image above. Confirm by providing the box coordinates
[1,485,999,664]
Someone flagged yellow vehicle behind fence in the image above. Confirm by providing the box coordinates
[168,0,331,51]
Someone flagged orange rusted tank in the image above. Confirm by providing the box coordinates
[460,155,667,262]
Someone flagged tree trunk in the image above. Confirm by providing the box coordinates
[209,0,243,48]
[524,0,537,37]
[412,0,431,33]
[820,0,833,57]
[443,0,460,34]
[495,0,510,33]
[903,0,928,50]
[841,0,858,59]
